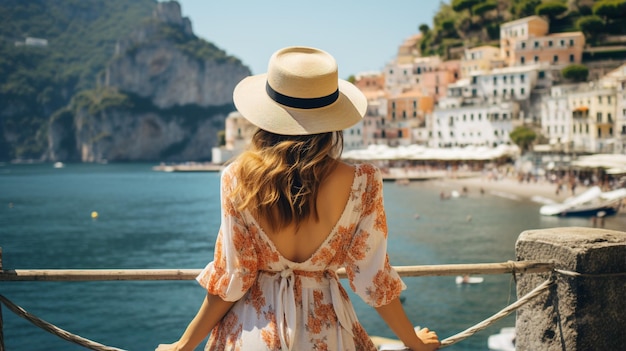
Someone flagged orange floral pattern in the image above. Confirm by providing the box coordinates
[196,163,404,350]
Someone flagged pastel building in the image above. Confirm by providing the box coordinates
[599,63,626,153]
[500,16,549,66]
[568,86,618,153]
[514,32,585,67]
[212,111,256,163]
[460,45,503,78]
[385,89,434,146]
[354,72,388,147]
[500,16,584,68]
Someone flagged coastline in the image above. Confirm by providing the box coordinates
[429,174,626,217]
[439,175,577,204]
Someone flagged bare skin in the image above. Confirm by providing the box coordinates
[156,161,440,351]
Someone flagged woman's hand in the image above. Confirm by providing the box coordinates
[415,327,440,351]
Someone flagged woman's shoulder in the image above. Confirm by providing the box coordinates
[350,162,382,178]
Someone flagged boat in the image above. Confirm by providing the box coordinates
[152,162,223,172]
[539,186,626,217]
[488,327,515,351]
[455,275,484,284]
[53,162,64,168]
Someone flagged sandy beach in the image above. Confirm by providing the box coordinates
[428,174,626,218]
[443,175,577,203]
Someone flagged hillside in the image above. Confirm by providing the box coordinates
[0,0,247,162]
[418,0,626,59]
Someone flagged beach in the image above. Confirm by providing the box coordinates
[443,175,577,203]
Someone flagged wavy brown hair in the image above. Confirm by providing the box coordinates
[232,129,344,231]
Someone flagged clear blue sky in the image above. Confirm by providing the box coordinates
[173,0,442,78]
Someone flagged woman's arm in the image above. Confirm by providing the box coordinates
[156,293,235,351]
[374,297,440,351]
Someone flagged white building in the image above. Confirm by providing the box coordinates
[540,84,578,151]
[430,100,519,148]
[343,122,364,151]
[463,64,548,104]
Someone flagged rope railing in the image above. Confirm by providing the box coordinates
[0,260,554,281]
[0,260,556,351]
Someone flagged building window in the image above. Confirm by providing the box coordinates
[548,40,553,47]
[569,39,574,46]
[534,41,539,48]
[520,74,525,83]
[493,77,497,84]
[538,71,545,78]
[560,40,565,46]
[521,87,525,95]
[569,54,574,62]
[503,76,507,83]
[597,112,602,122]
[534,56,539,63]
[608,113,612,122]
[493,89,497,96]
[521,42,526,49]
[521,56,525,64]
[553,55,558,63]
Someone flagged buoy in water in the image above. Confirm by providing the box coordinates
[91,211,99,219]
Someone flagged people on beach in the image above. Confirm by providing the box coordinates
[155,46,440,351]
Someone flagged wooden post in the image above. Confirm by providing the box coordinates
[0,246,3,271]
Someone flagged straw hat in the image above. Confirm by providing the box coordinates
[233,46,367,135]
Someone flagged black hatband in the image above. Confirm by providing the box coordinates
[266,82,339,109]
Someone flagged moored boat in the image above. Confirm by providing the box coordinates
[539,186,626,217]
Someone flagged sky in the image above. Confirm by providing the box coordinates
[173,0,443,78]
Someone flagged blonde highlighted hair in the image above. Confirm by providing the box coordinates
[232,129,344,231]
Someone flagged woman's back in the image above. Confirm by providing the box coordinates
[257,161,356,263]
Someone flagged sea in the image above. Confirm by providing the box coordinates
[1,162,624,351]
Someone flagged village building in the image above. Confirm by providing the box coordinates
[460,45,504,78]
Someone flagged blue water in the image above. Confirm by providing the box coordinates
[1,163,624,351]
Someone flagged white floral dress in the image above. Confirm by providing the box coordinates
[196,163,405,350]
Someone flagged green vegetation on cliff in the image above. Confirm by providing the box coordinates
[418,0,626,59]
[0,0,244,161]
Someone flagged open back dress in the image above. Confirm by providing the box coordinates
[196,163,405,350]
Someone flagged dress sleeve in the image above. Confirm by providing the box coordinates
[345,164,406,307]
[196,164,258,302]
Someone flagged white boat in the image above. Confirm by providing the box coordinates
[455,275,484,284]
[488,327,515,351]
[53,162,64,168]
[539,186,626,217]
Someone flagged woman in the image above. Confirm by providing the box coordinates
[156,46,440,351]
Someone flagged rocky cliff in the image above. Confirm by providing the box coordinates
[47,1,251,162]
